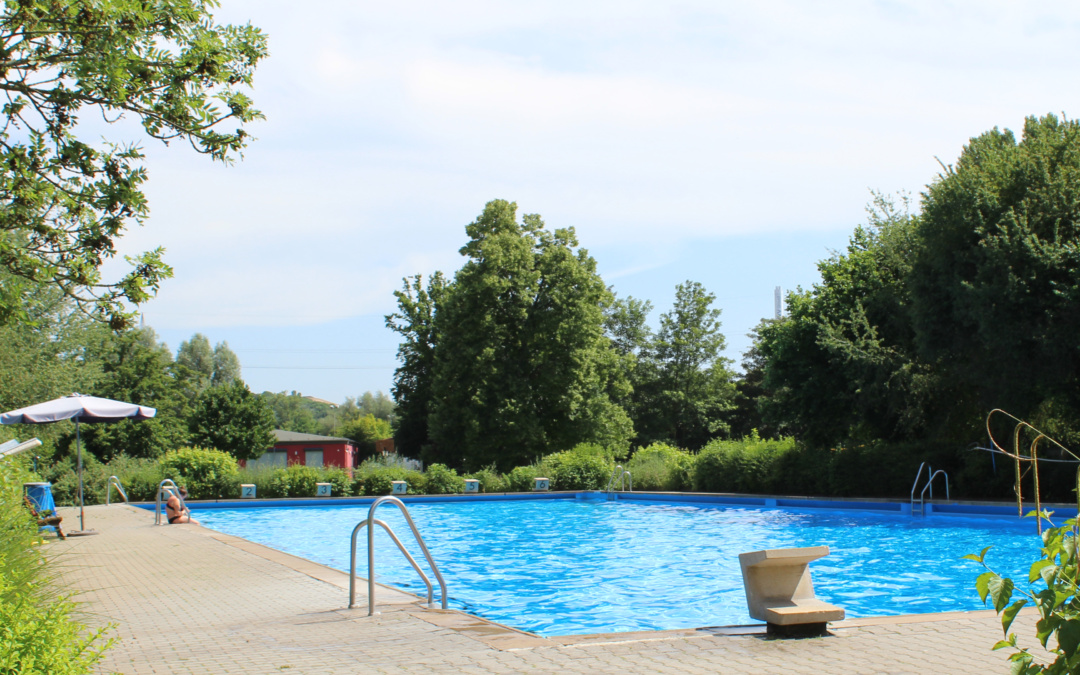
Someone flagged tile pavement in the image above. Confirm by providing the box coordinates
[47,504,1051,674]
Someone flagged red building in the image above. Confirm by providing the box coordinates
[246,430,360,474]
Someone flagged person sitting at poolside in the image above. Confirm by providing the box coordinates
[24,495,65,539]
[166,487,199,525]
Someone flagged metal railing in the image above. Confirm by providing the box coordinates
[918,470,950,515]
[349,496,447,616]
[606,465,632,493]
[154,479,185,525]
[106,476,128,505]
[910,463,950,515]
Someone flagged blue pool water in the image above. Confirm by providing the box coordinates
[194,496,1042,636]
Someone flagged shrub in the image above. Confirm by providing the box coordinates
[544,450,612,490]
[0,461,114,673]
[422,464,464,494]
[627,443,694,491]
[507,465,540,492]
[320,467,353,497]
[465,466,508,493]
[693,433,797,494]
[359,466,424,495]
[159,447,240,500]
[262,464,322,498]
[103,455,164,502]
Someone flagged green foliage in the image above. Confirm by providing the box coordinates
[970,513,1080,673]
[359,467,424,496]
[465,466,509,493]
[188,381,276,461]
[911,114,1080,438]
[627,443,694,491]
[263,465,322,498]
[693,434,798,494]
[0,0,267,327]
[422,464,464,494]
[159,447,239,500]
[386,273,447,458]
[260,391,323,435]
[339,414,393,457]
[634,281,736,449]
[82,327,191,461]
[507,465,541,492]
[543,449,613,490]
[413,200,633,470]
[0,461,114,672]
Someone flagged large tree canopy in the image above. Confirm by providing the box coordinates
[0,0,267,327]
[394,200,632,470]
[753,115,1080,451]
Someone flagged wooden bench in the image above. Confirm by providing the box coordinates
[738,546,844,636]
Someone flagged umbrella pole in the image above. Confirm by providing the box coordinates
[76,418,84,531]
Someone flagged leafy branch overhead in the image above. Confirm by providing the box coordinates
[0,0,267,328]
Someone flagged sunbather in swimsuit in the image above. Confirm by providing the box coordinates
[166,488,199,525]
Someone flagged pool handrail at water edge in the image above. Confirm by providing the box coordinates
[349,495,448,615]
[106,475,128,505]
[154,479,184,525]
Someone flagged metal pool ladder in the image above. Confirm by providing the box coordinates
[106,476,128,505]
[909,462,950,515]
[606,465,632,495]
[154,479,185,525]
[349,495,447,616]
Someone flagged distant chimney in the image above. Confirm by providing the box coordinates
[774,286,782,319]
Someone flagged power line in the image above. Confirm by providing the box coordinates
[244,366,396,371]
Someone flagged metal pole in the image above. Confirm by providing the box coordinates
[76,418,84,531]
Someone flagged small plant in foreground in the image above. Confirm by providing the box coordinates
[968,511,1080,673]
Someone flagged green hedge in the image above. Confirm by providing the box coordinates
[159,448,239,500]
[0,461,113,673]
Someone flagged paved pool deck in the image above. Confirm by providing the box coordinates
[52,504,1048,674]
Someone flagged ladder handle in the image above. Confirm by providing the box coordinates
[107,476,128,505]
[155,479,186,526]
[349,518,434,609]
[350,496,448,616]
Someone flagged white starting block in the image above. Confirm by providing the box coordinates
[533,477,549,491]
[316,482,332,497]
[738,546,845,637]
[464,479,479,493]
[391,480,408,495]
[240,484,256,499]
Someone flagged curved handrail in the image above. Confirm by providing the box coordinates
[624,471,632,492]
[606,465,624,492]
[349,518,434,608]
[918,470,950,513]
[155,479,185,525]
[909,462,929,507]
[349,496,447,616]
[106,476,128,505]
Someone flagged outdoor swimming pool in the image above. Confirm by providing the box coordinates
[193,494,1044,636]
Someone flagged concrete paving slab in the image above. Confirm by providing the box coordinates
[48,503,1053,674]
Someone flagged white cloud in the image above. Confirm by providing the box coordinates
[104,0,1080,334]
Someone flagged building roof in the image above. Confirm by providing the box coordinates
[272,429,354,445]
[302,395,338,408]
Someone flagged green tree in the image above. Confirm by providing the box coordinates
[757,194,943,447]
[188,381,275,461]
[339,413,393,458]
[82,327,190,461]
[0,0,267,328]
[426,200,632,470]
[910,114,1080,442]
[635,281,736,448]
[386,273,447,458]
[211,341,241,386]
[176,334,214,393]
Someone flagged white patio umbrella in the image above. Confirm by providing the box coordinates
[1,394,156,534]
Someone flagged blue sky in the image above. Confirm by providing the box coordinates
[105,1,1080,402]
